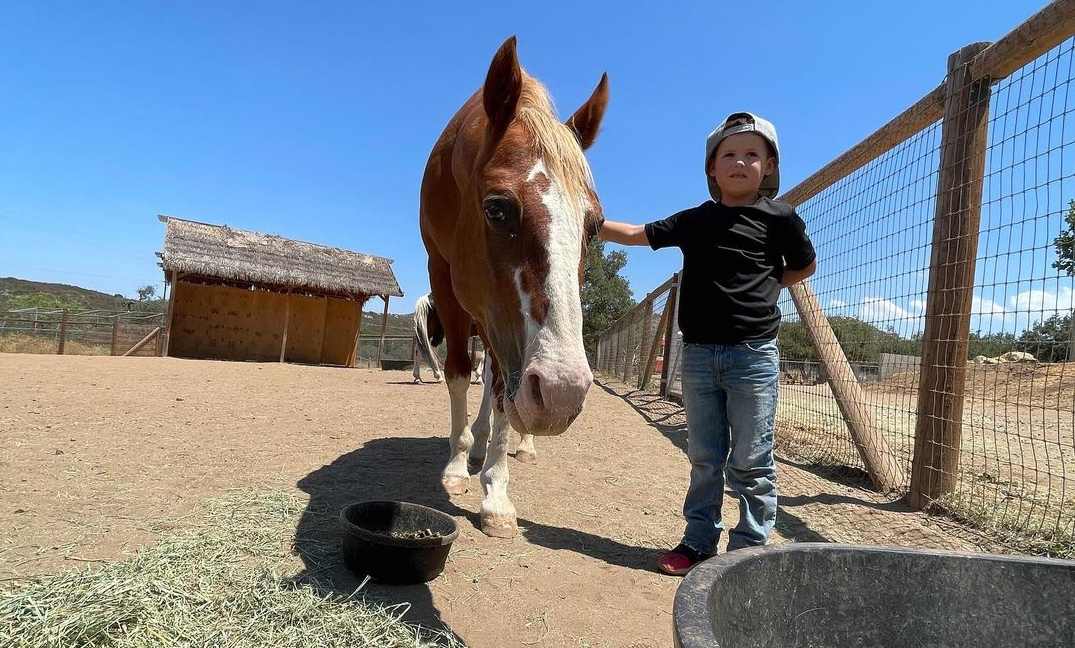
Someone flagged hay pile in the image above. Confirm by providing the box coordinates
[0,491,462,648]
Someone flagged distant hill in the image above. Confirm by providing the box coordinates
[0,277,165,313]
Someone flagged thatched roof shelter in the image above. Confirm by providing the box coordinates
[157,215,402,299]
[155,215,404,366]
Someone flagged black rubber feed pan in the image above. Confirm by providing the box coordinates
[340,501,459,584]
[674,543,1075,648]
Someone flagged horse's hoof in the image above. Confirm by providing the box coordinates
[481,514,519,538]
[442,476,468,495]
[514,450,537,464]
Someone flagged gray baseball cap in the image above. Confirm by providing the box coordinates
[705,112,780,202]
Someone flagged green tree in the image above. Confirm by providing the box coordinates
[1053,199,1075,361]
[1017,313,1073,363]
[581,238,635,355]
[777,320,816,361]
[137,285,157,302]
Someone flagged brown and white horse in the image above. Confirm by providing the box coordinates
[419,37,608,538]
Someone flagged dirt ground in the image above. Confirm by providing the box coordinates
[1,355,1000,648]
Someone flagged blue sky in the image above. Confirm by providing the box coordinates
[2,0,1067,324]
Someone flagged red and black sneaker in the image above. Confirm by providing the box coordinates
[657,543,712,576]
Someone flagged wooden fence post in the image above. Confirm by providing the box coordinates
[637,299,655,388]
[57,310,68,355]
[110,317,120,356]
[909,42,993,509]
[659,273,680,397]
[162,271,178,357]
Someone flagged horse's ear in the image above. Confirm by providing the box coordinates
[483,36,522,140]
[566,73,609,150]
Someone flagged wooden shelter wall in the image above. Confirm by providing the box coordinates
[169,281,363,365]
[322,297,361,366]
[170,282,286,361]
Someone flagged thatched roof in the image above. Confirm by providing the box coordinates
[157,215,403,298]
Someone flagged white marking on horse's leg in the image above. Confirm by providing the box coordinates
[515,432,537,464]
[480,405,518,538]
[441,376,472,495]
[469,375,493,472]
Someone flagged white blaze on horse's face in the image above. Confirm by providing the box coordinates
[509,157,593,436]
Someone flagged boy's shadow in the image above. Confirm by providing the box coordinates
[292,436,664,639]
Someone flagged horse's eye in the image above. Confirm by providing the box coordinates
[483,195,517,225]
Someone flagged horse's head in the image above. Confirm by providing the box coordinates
[454,37,608,436]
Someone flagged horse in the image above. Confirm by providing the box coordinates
[419,36,608,537]
[412,292,445,383]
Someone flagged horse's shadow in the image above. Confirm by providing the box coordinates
[292,436,664,640]
[293,437,471,645]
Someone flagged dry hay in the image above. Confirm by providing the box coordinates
[0,490,463,648]
[867,362,1075,411]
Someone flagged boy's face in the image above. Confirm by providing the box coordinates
[708,132,776,199]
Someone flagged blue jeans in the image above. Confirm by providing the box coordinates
[680,339,779,554]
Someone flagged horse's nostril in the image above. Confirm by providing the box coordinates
[528,374,544,409]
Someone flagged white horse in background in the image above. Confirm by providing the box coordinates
[412,292,444,383]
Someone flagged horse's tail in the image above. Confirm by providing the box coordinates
[426,303,445,348]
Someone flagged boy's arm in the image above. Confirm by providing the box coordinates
[599,220,650,247]
[781,259,817,287]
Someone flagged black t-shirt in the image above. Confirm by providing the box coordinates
[645,197,815,344]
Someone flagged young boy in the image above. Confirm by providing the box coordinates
[600,112,816,575]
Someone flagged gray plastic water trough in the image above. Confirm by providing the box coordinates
[673,543,1075,648]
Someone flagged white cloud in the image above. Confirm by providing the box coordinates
[1007,287,1073,313]
[829,298,848,309]
[860,297,916,323]
[1006,286,1074,330]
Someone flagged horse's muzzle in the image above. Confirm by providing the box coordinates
[510,358,592,436]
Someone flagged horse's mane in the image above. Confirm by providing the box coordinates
[514,74,596,209]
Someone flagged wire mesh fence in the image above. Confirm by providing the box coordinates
[592,9,1075,555]
[590,276,678,394]
[0,309,165,357]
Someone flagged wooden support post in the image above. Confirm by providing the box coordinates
[622,320,634,384]
[377,296,390,365]
[348,300,364,368]
[790,281,904,492]
[909,42,993,509]
[637,299,655,389]
[122,327,162,356]
[57,310,68,355]
[110,316,120,356]
[659,273,680,397]
[280,292,291,363]
[318,296,330,365]
[162,271,178,357]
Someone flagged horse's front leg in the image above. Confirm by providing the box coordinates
[468,360,494,473]
[432,275,477,496]
[480,403,518,538]
[442,373,473,495]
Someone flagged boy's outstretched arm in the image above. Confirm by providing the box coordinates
[599,220,649,246]
[781,259,817,287]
